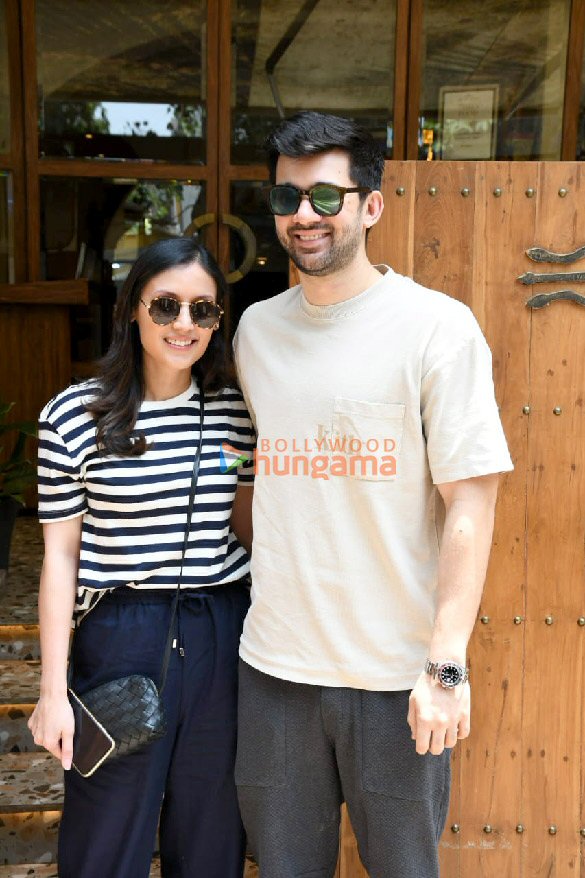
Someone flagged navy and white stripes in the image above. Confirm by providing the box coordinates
[38,378,255,617]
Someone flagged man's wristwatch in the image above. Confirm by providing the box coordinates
[425,659,469,689]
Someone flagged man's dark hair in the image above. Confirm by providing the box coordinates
[265,111,385,190]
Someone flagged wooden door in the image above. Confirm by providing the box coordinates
[337,161,585,878]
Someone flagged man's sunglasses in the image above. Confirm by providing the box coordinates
[140,296,223,328]
[267,183,372,217]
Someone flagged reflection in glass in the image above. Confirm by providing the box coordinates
[0,0,9,153]
[36,0,206,162]
[40,177,206,368]
[0,171,14,282]
[229,182,287,335]
[232,0,396,164]
[419,0,571,161]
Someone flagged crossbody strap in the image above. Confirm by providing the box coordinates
[158,385,204,694]
[68,385,205,693]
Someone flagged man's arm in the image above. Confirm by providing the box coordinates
[407,472,500,756]
[230,483,253,554]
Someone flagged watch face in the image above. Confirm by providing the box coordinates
[438,663,463,688]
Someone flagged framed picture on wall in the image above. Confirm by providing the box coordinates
[439,85,499,160]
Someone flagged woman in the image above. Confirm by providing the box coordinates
[28,238,255,878]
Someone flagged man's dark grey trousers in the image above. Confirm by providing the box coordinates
[236,660,451,878]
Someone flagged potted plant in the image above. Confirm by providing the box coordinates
[0,401,37,570]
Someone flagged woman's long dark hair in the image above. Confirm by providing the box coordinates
[86,238,235,456]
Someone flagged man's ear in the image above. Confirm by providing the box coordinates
[363,190,384,230]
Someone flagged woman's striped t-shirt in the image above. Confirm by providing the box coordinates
[37,378,255,619]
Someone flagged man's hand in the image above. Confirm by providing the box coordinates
[407,672,470,756]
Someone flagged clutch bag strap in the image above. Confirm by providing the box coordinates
[158,385,204,694]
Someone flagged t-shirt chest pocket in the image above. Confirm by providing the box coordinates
[331,398,406,481]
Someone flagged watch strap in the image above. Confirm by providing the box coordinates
[425,659,469,686]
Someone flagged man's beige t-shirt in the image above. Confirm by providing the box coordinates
[234,267,513,691]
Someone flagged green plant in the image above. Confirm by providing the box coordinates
[0,402,37,505]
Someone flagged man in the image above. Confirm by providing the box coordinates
[233,111,513,878]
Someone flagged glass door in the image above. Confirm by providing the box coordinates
[217,0,400,335]
[410,0,572,160]
[30,0,218,374]
[17,0,404,373]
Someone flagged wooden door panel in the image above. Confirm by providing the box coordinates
[521,163,585,876]
[360,160,585,878]
[477,162,535,621]
[0,305,71,423]
[523,621,583,876]
[338,807,366,878]
[368,161,416,277]
[411,162,476,310]
[458,626,523,878]
[438,746,461,877]
[525,163,585,619]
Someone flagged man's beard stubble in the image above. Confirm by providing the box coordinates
[276,219,363,277]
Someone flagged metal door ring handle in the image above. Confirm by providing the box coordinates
[185,212,216,235]
[221,214,257,283]
[183,213,257,283]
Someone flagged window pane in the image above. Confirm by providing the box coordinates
[40,177,206,368]
[0,0,9,153]
[0,171,14,282]
[419,0,571,161]
[232,0,396,164]
[37,0,206,163]
[229,181,287,334]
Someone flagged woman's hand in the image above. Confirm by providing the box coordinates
[28,694,75,770]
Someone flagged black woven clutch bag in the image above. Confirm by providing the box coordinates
[78,675,167,758]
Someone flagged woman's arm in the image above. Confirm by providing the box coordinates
[28,517,82,770]
[230,484,253,555]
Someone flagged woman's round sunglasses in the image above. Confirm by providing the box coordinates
[140,296,223,329]
[267,183,371,217]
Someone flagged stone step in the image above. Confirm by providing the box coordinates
[0,868,58,878]
[0,753,63,815]
[0,590,39,627]
[0,706,38,756]
[0,629,40,662]
[0,863,59,878]
[1,663,40,706]
[0,856,257,876]
[0,662,40,756]
[0,811,60,868]
[0,860,163,876]
[0,750,259,873]
[0,660,41,754]
[0,868,59,878]
[0,519,42,629]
